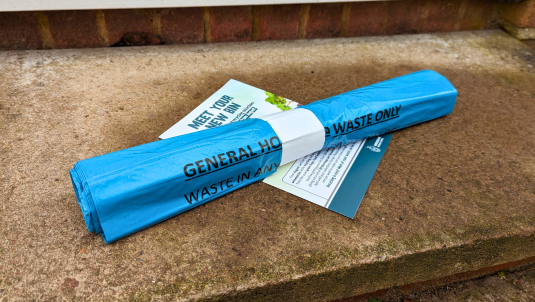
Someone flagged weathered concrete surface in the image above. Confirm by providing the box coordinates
[0,30,534,301]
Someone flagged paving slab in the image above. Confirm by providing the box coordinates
[1,30,535,301]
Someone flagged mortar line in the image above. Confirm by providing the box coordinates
[95,10,109,47]
[419,0,431,33]
[340,3,351,38]
[298,4,310,39]
[252,6,261,41]
[203,7,212,43]
[380,2,390,35]
[490,2,501,29]
[34,11,54,49]
[151,9,162,40]
[454,0,468,31]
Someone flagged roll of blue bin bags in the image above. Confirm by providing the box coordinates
[70,70,457,243]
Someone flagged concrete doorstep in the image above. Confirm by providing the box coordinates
[0,30,534,301]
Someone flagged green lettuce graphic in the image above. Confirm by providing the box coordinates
[264,91,292,111]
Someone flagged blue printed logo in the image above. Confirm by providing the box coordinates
[366,137,384,153]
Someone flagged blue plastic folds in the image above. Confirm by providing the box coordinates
[70,70,457,243]
[71,119,282,243]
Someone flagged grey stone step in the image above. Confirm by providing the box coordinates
[0,30,534,301]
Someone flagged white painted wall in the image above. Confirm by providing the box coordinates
[0,0,386,12]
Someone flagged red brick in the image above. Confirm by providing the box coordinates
[421,0,463,33]
[160,8,204,44]
[346,2,387,37]
[460,0,496,30]
[0,12,41,50]
[385,0,427,35]
[258,5,300,40]
[306,3,344,39]
[103,9,154,46]
[46,10,101,48]
[501,0,535,28]
[210,6,252,42]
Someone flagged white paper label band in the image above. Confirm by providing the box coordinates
[257,108,325,166]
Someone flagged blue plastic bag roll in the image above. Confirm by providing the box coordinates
[70,70,457,243]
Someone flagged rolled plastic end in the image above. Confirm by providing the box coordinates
[420,69,458,107]
[422,70,458,117]
[69,165,101,235]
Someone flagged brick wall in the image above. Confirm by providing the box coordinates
[500,0,535,39]
[0,0,504,50]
